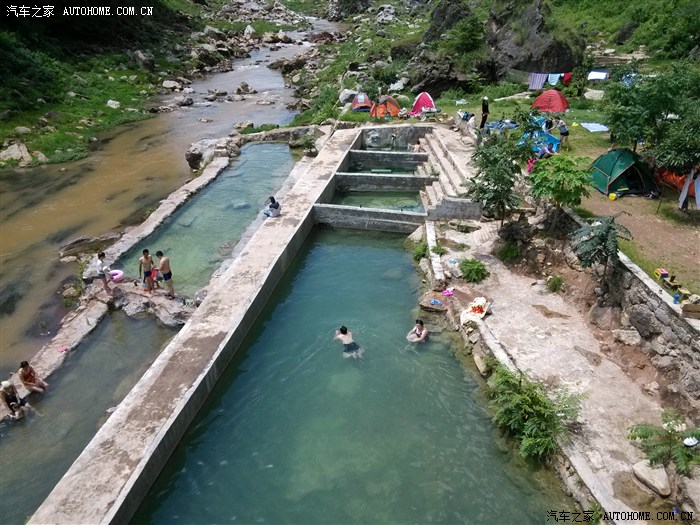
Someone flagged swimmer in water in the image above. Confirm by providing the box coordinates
[406,319,429,343]
[334,326,363,359]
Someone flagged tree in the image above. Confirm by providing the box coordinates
[603,63,700,151]
[570,214,632,278]
[529,156,590,233]
[629,409,700,478]
[650,100,700,171]
[466,137,522,226]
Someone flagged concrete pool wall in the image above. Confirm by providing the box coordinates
[29,124,480,524]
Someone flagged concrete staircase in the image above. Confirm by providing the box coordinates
[417,128,481,220]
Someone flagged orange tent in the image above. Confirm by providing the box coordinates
[351,92,372,112]
[370,95,402,118]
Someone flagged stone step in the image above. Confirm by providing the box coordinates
[425,183,439,207]
[425,145,463,196]
[419,189,432,212]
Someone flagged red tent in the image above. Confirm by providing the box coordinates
[531,89,569,113]
[409,92,436,115]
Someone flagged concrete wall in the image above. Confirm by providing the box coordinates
[335,173,432,191]
[313,204,426,233]
[360,125,431,150]
[428,197,482,220]
[348,150,427,172]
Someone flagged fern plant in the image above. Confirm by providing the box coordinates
[459,258,489,283]
[489,364,584,460]
[571,214,632,277]
[413,240,428,261]
[629,409,700,478]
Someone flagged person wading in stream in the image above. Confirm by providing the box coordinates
[138,249,155,292]
[154,251,175,299]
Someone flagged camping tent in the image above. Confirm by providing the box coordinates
[370,94,401,118]
[656,168,696,199]
[409,92,436,115]
[590,149,659,196]
[351,92,372,112]
[531,90,569,113]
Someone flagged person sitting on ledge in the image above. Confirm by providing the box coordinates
[18,361,48,394]
[263,196,281,218]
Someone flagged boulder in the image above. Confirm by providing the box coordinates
[627,304,661,338]
[588,303,621,330]
[185,138,218,169]
[14,126,31,135]
[243,25,257,39]
[235,82,256,94]
[339,89,358,104]
[0,142,32,165]
[419,291,448,312]
[234,120,254,129]
[173,95,194,107]
[106,100,121,109]
[276,30,292,44]
[132,50,155,71]
[612,328,642,346]
[632,460,671,497]
[203,25,225,40]
[162,80,182,90]
[326,0,370,21]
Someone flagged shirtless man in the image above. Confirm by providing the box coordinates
[334,325,363,359]
[18,361,48,393]
[154,251,175,299]
[138,249,155,292]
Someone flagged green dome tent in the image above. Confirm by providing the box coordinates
[590,149,659,196]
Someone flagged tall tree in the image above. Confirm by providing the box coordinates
[529,156,590,233]
[570,214,632,278]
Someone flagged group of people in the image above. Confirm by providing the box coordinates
[542,116,570,150]
[95,249,175,299]
[333,319,429,359]
[1,361,48,420]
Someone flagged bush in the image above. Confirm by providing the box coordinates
[497,242,519,262]
[547,275,564,293]
[413,240,428,261]
[431,244,446,256]
[459,258,489,282]
[490,364,583,460]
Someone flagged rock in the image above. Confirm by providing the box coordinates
[612,328,642,346]
[642,381,660,396]
[326,0,370,21]
[627,304,661,338]
[632,460,671,497]
[0,142,32,166]
[234,120,254,129]
[375,4,396,24]
[679,469,700,511]
[32,151,48,163]
[419,291,448,312]
[338,89,358,104]
[276,30,292,44]
[584,89,605,100]
[588,303,621,330]
[203,25,225,39]
[235,82,256,94]
[194,289,208,306]
[162,80,182,90]
[185,138,218,170]
[106,100,121,109]
[14,126,31,135]
[62,287,79,298]
[388,77,409,92]
[243,25,257,39]
[256,99,275,105]
[173,95,194,107]
[132,50,155,71]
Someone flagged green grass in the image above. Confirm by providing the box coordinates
[240,124,281,135]
[497,241,520,262]
[571,205,596,219]
[547,275,565,293]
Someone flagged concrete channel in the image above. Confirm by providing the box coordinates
[29,124,479,524]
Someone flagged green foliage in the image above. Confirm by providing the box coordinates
[530,156,591,209]
[413,240,428,261]
[547,275,564,293]
[650,100,700,171]
[569,54,594,97]
[459,258,489,283]
[603,63,700,152]
[629,409,700,477]
[431,244,447,256]
[497,241,520,262]
[571,214,632,272]
[466,136,523,224]
[240,124,280,135]
[489,364,583,459]
[436,15,486,70]
[291,86,339,126]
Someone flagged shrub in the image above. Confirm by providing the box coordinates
[431,244,446,256]
[459,258,489,283]
[490,364,583,460]
[497,242,519,262]
[547,275,564,293]
[413,240,428,261]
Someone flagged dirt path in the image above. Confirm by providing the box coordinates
[581,193,700,293]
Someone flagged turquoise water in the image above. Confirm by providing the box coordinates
[134,229,570,524]
[0,312,175,525]
[118,143,296,296]
[332,191,424,212]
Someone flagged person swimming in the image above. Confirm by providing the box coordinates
[334,326,363,358]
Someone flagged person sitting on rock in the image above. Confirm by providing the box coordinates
[18,361,48,393]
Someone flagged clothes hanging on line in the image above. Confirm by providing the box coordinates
[548,73,562,85]
[528,73,548,90]
[563,72,572,85]
[587,71,608,81]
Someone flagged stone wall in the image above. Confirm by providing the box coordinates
[313,204,425,233]
[335,173,431,191]
[612,253,700,405]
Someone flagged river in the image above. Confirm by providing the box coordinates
[0,36,316,377]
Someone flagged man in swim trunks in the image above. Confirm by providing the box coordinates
[18,361,48,393]
[1,380,32,420]
[334,326,363,358]
[138,249,155,292]
[154,251,175,299]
